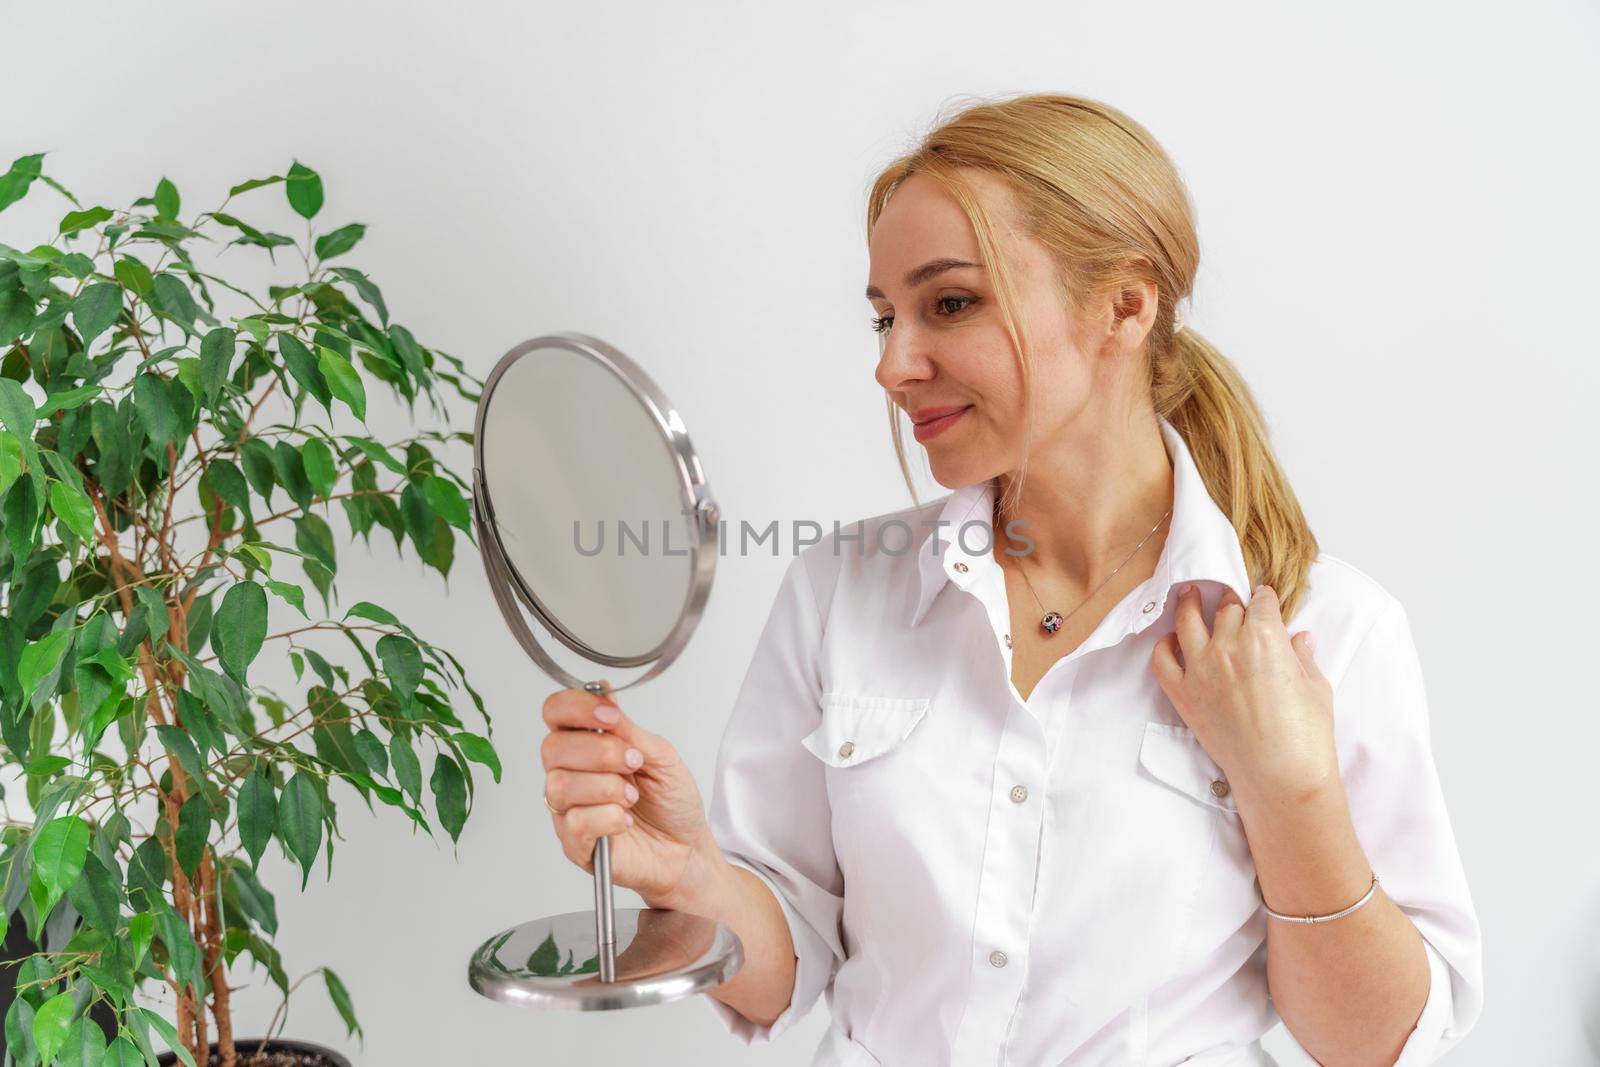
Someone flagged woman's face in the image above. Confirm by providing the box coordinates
[866,169,1102,489]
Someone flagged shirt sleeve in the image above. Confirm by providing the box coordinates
[701,550,847,1045]
[1330,598,1485,1063]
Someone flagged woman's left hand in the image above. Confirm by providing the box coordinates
[1149,583,1339,806]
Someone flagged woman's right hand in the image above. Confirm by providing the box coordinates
[540,684,718,911]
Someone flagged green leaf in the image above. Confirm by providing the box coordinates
[65,851,122,934]
[300,437,336,498]
[278,333,331,410]
[175,793,209,877]
[126,837,167,909]
[313,223,366,261]
[0,152,44,214]
[149,273,199,333]
[286,161,323,219]
[204,457,250,515]
[228,860,278,935]
[270,440,313,512]
[132,372,178,446]
[353,727,389,779]
[239,437,277,503]
[455,731,502,784]
[139,1007,198,1067]
[58,205,112,236]
[340,435,405,474]
[31,815,90,900]
[48,478,96,542]
[323,967,363,1038]
[71,282,122,345]
[377,634,422,700]
[213,579,267,685]
[104,1034,143,1067]
[430,753,468,843]
[32,991,74,1064]
[0,432,20,498]
[389,734,422,807]
[199,326,236,405]
[265,579,307,618]
[422,474,471,532]
[0,376,37,439]
[128,910,153,965]
[228,173,284,197]
[153,723,203,781]
[294,512,336,572]
[237,769,277,871]
[59,1015,108,1066]
[19,630,71,705]
[112,255,153,296]
[278,772,323,889]
[318,346,366,421]
[344,600,400,626]
[153,177,180,220]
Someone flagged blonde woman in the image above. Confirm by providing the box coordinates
[537,93,1483,1066]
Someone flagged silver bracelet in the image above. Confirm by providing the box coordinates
[1262,872,1380,924]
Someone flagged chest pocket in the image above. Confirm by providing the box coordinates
[800,692,930,767]
[1137,721,1239,815]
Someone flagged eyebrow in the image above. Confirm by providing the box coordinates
[864,258,984,300]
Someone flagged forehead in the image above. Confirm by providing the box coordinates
[867,170,1029,285]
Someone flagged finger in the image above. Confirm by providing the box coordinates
[546,768,639,812]
[1149,631,1186,693]
[1172,583,1211,661]
[1245,584,1282,627]
[559,803,634,871]
[543,687,677,771]
[541,684,616,730]
[541,728,644,776]
[1212,585,1246,639]
[1290,629,1323,681]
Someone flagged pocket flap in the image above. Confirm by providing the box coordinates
[1138,721,1238,813]
[802,692,931,768]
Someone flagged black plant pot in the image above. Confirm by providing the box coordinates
[155,1037,352,1066]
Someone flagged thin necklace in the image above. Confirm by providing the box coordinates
[994,495,1172,636]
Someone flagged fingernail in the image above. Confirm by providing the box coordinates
[624,813,634,828]
[594,703,620,724]
[625,747,644,769]
[624,782,639,803]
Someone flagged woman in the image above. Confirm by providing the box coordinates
[537,93,1483,1066]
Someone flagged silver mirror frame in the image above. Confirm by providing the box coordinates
[470,331,720,693]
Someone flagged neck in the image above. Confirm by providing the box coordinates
[992,410,1174,588]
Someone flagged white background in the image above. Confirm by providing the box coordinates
[5,0,1598,1063]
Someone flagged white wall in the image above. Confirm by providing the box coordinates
[6,0,1597,1062]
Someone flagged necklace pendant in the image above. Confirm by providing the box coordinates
[1040,611,1064,634]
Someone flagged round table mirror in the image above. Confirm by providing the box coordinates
[465,332,741,1011]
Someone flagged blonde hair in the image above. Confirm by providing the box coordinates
[865,92,1318,619]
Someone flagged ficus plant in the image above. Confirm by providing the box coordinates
[0,153,497,1066]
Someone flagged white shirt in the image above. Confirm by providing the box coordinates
[702,416,1483,1066]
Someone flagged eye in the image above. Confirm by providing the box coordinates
[868,294,978,335]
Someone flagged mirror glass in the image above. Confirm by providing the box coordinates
[479,342,697,661]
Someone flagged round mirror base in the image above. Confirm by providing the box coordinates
[468,907,744,1011]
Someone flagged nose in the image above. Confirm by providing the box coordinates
[873,328,935,394]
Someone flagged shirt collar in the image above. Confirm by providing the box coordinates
[908,415,1254,628]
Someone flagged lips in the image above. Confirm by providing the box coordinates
[909,404,971,425]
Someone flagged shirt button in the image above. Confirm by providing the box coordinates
[1210,778,1230,798]
[1009,784,1028,803]
[953,561,968,573]
[989,950,1008,968]
[1143,600,1157,613]
[838,741,855,759]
